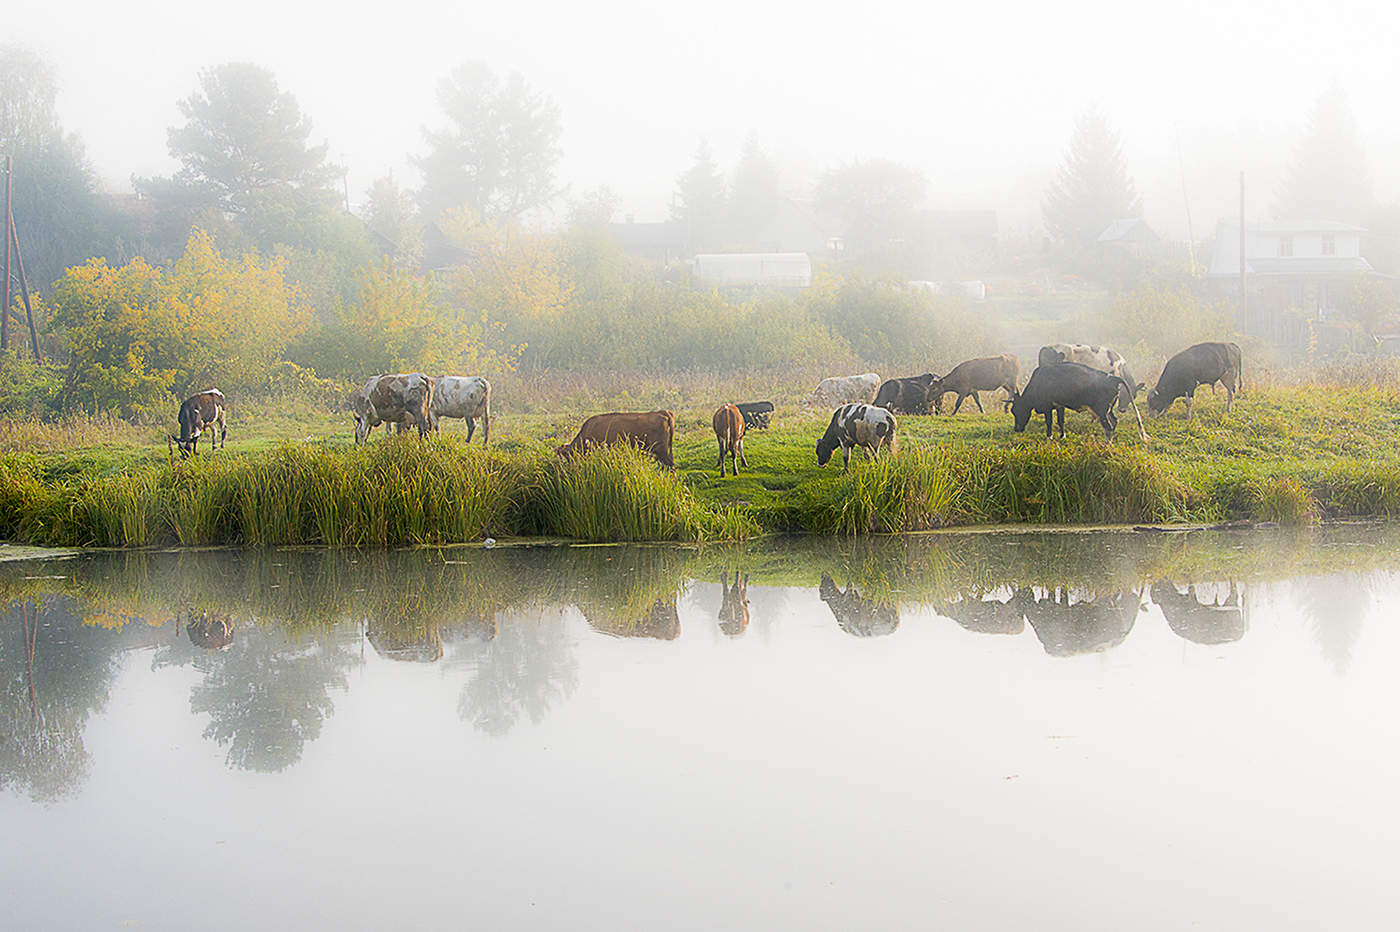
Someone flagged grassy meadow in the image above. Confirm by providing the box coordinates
[3,369,1400,546]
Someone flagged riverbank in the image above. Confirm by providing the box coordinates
[3,385,1400,546]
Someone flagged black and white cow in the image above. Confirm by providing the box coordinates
[815,403,898,471]
[735,401,775,430]
[171,389,227,457]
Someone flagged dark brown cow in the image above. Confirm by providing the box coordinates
[874,373,938,413]
[819,573,899,637]
[718,572,750,637]
[1147,342,1243,422]
[171,389,226,457]
[712,403,748,477]
[555,410,676,468]
[927,355,1020,415]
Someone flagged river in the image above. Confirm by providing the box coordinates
[2,526,1398,930]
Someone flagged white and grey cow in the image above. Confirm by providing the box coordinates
[427,375,491,443]
[353,373,433,444]
[810,372,880,408]
[816,403,898,471]
[1038,343,1143,412]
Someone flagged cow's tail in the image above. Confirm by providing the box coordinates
[482,382,491,446]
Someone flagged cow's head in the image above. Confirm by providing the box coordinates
[924,378,945,413]
[815,435,837,467]
[1145,387,1169,416]
[170,432,198,457]
[352,395,372,444]
[1010,392,1033,433]
[555,442,573,457]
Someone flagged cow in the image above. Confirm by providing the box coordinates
[874,373,938,414]
[937,594,1026,635]
[718,572,750,637]
[1151,581,1247,645]
[428,375,491,443]
[810,372,880,407]
[1038,343,1143,412]
[815,403,898,471]
[182,611,235,649]
[1011,362,1136,440]
[735,401,775,430]
[353,373,433,444]
[712,403,748,477]
[555,410,676,468]
[170,389,227,457]
[1147,342,1243,421]
[926,355,1020,415]
[819,573,899,637]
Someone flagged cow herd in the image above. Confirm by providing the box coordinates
[169,341,1244,479]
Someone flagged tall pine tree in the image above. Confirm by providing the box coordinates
[1043,109,1141,245]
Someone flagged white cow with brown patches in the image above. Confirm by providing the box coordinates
[353,373,433,444]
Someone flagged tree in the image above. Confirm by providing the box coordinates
[1043,109,1141,245]
[415,61,563,227]
[362,174,422,268]
[671,139,727,253]
[136,63,342,254]
[1,45,121,296]
[728,133,781,246]
[812,158,925,252]
[0,42,61,152]
[1274,87,1371,225]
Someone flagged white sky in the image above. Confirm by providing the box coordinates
[9,0,1400,236]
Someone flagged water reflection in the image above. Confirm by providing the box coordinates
[819,573,899,637]
[1151,581,1248,645]
[4,524,1400,788]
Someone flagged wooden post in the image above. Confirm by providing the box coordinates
[9,216,41,363]
[1238,171,1247,329]
[2,155,11,352]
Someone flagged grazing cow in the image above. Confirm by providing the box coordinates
[583,597,681,640]
[555,410,676,468]
[712,403,748,477]
[811,372,880,407]
[874,373,938,414]
[1011,362,1135,440]
[353,373,433,444]
[1152,581,1247,645]
[183,611,235,649]
[819,573,899,637]
[926,355,1020,415]
[429,375,491,443]
[1147,342,1243,421]
[815,403,898,471]
[171,389,227,457]
[718,572,750,637]
[1039,343,1144,412]
[735,401,775,430]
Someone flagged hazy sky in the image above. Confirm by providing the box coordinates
[10,0,1400,236]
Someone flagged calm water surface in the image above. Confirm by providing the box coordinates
[3,527,1400,931]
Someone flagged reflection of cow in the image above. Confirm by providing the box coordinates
[584,597,680,640]
[1019,588,1138,656]
[367,624,445,662]
[1151,581,1247,645]
[819,573,899,637]
[938,594,1025,635]
[184,611,235,649]
[718,572,750,637]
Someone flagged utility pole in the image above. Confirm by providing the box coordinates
[2,155,12,352]
[1239,171,1247,328]
[8,212,41,363]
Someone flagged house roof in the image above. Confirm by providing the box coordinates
[1097,218,1158,243]
[1206,255,1375,278]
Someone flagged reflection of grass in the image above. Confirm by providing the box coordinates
[7,525,1400,644]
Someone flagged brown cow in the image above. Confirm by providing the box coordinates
[718,572,750,637]
[712,403,748,477]
[927,354,1020,415]
[555,410,676,468]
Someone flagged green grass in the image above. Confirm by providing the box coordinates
[5,383,1400,544]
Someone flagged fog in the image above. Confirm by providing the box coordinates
[11,0,1400,235]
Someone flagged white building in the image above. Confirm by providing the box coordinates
[1206,221,1374,318]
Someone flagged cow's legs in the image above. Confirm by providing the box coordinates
[1044,410,1053,438]
[1056,406,1066,439]
[1225,379,1236,413]
[465,417,476,443]
[841,442,851,472]
[738,435,748,469]
[971,392,985,414]
[716,439,727,477]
